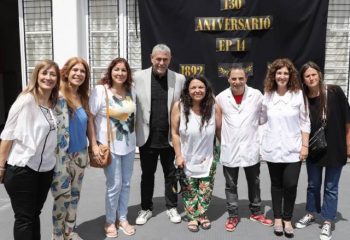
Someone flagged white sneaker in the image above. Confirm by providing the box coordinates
[295,214,315,229]
[136,209,153,225]
[320,223,332,240]
[166,208,181,223]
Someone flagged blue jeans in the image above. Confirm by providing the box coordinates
[305,161,343,222]
[104,150,135,223]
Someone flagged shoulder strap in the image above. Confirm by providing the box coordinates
[321,85,327,125]
[104,86,112,146]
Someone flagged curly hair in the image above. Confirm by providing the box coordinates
[60,57,90,114]
[180,75,215,131]
[98,57,132,92]
[264,58,301,93]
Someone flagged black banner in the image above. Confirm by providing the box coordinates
[138,0,329,93]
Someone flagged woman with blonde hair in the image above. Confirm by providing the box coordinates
[51,57,93,240]
[0,60,60,240]
[260,58,310,238]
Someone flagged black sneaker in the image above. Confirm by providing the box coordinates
[295,214,315,229]
[320,223,332,240]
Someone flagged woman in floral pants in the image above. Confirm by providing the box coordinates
[171,75,221,232]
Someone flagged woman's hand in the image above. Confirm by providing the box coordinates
[0,167,6,184]
[91,145,102,164]
[300,145,309,161]
[176,156,186,169]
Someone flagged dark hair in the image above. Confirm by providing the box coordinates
[264,58,301,93]
[98,58,132,92]
[180,74,215,131]
[300,61,326,118]
[227,66,247,77]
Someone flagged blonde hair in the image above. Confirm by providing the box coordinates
[22,59,60,106]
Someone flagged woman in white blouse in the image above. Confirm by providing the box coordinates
[171,75,221,232]
[89,58,136,238]
[0,59,60,240]
[260,58,310,238]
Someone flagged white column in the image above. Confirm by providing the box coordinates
[52,0,88,67]
[18,0,26,88]
[119,0,127,58]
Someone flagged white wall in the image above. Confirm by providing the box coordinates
[52,0,88,67]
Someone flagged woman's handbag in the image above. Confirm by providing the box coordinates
[309,124,327,157]
[89,86,112,168]
[309,85,327,157]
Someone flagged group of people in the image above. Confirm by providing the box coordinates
[0,43,349,240]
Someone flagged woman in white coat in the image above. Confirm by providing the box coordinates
[261,58,310,238]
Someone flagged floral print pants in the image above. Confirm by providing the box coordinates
[181,145,219,221]
[51,150,88,237]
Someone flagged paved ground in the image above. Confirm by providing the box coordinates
[1,161,349,240]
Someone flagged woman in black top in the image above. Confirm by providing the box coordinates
[296,61,350,240]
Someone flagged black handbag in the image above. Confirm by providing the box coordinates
[309,124,327,157]
[172,167,189,194]
[309,85,327,157]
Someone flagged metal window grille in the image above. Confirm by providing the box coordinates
[88,0,120,85]
[22,0,53,82]
[324,0,350,96]
[127,0,141,72]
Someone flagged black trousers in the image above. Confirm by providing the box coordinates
[139,145,178,210]
[4,165,53,240]
[267,161,301,221]
[223,163,262,217]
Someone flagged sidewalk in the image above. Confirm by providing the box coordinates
[1,161,349,240]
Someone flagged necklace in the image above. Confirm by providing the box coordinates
[110,87,126,100]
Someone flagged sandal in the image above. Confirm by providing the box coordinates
[199,216,211,230]
[104,223,118,238]
[188,221,199,232]
[274,219,283,236]
[283,221,294,238]
[118,221,136,236]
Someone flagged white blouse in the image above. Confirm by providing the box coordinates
[1,93,57,172]
[260,90,310,163]
[179,104,215,178]
[216,86,263,167]
[89,85,136,155]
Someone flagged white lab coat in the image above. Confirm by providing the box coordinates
[216,86,263,168]
[260,90,310,163]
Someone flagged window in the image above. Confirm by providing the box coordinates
[22,0,53,82]
[88,0,141,85]
[324,0,350,96]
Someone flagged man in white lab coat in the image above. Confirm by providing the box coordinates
[216,67,272,232]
